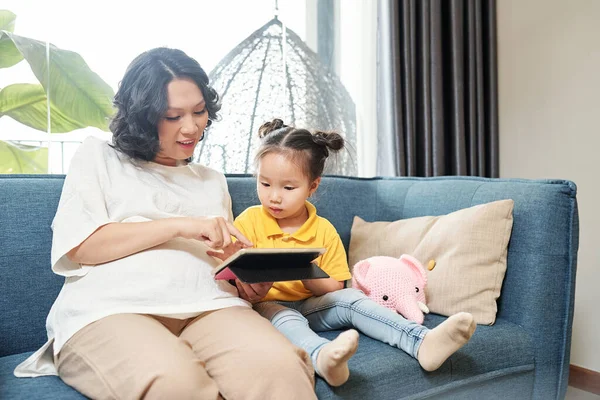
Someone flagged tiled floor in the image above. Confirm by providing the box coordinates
[566,386,600,399]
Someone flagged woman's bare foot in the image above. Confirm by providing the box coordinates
[316,329,359,386]
[417,312,476,371]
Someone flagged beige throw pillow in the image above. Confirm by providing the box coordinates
[348,200,514,325]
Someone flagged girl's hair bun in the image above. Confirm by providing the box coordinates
[312,131,345,152]
[258,118,288,138]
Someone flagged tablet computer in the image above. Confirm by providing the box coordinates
[214,248,330,283]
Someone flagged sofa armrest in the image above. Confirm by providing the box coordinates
[497,183,578,400]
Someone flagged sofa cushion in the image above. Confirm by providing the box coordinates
[0,176,65,357]
[315,315,534,399]
[348,200,514,325]
[1,316,534,400]
[0,353,83,399]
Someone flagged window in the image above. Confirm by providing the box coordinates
[0,0,376,175]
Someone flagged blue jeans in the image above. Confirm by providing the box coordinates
[253,288,429,374]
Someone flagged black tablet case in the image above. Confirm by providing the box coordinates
[214,249,330,283]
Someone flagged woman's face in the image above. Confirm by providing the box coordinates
[155,78,209,166]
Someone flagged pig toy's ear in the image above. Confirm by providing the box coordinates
[400,254,427,286]
[352,259,372,295]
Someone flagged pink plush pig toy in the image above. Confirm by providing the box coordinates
[352,255,429,324]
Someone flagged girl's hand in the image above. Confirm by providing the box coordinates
[206,240,250,261]
[174,216,252,249]
[235,280,273,303]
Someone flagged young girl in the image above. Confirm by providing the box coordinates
[223,119,477,387]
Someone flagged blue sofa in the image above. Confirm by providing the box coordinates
[0,174,578,400]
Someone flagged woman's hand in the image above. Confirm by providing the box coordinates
[206,241,250,261]
[175,216,252,250]
[235,280,273,303]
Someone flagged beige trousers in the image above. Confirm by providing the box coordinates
[56,306,316,400]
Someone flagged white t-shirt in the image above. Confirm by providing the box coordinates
[14,137,249,377]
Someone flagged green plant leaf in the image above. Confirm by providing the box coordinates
[0,32,24,68]
[0,10,16,32]
[0,140,48,174]
[0,83,87,132]
[0,11,23,68]
[2,32,114,131]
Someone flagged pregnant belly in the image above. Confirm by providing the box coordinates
[64,238,225,306]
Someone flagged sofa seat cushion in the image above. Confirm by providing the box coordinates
[1,316,534,400]
[0,352,84,399]
[314,314,535,399]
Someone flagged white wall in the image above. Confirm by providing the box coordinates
[497,0,600,371]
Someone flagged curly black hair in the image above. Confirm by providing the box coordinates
[109,47,221,162]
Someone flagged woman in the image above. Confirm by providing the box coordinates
[14,47,316,400]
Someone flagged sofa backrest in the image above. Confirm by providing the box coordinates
[1,175,65,357]
[0,174,578,358]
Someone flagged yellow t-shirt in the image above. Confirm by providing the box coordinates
[234,202,352,302]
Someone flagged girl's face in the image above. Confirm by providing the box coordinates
[257,152,320,223]
[155,78,209,166]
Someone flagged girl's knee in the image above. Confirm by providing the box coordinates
[270,308,308,329]
[254,302,293,320]
[338,287,368,303]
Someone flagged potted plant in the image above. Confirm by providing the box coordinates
[0,9,114,173]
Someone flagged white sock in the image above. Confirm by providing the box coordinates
[417,312,476,371]
[315,329,359,386]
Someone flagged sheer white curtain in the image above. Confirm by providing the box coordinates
[305,0,378,177]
